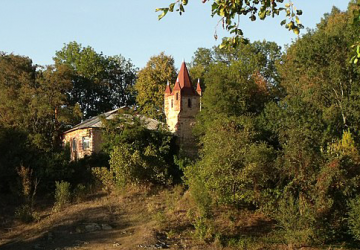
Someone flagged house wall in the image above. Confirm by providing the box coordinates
[63,128,102,161]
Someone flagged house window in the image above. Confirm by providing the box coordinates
[176,93,179,100]
[188,98,192,108]
[171,99,174,108]
[82,136,90,150]
[72,138,77,152]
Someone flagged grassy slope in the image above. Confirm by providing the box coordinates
[0,186,353,250]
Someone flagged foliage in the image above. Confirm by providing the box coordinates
[102,110,178,187]
[350,1,360,65]
[274,195,316,246]
[54,41,137,118]
[156,0,303,47]
[73,184,87,202]
[92,167,114,193]
[14,204,38,223]
[53,181,71,212]
[0,45,134,197]
[0,53,80,151]
[348,196,360,241]
[134,52,177,120]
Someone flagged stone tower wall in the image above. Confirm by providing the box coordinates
[165,92,200,157]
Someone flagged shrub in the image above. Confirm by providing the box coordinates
[15,204,34,223]
[274,195,316,246]
[92,167,114,192]
[193,216,214,241]
[348,196,360,241]
[73,183,87,202]
[102,113,178,188]
[53,181,71,212]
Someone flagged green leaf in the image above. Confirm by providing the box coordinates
[169,3,175,12]
[296,10,303,15]
[219,8,226,17]
[180,4,185,12]
[158,9,169,20]
[280,19,286,26]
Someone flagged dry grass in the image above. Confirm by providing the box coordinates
[0,186,353,250]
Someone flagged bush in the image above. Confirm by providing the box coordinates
[73,183,87,202]
[102,113,179,188]
[274,195,316,246]
[53,181,71,212]
[193,216,214,241]
[348,196,360,241]
[15,204,35,223]
[92,167,114,192]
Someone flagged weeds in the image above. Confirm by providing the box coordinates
[53,181,71,212]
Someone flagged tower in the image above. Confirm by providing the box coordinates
[164,62,201,156]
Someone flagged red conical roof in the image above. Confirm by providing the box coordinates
[178,62,193,89]
[177,62,198,96]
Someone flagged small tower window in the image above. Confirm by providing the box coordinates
[171,99,174,108]
[188,98,192,108]
[176,93,179,100]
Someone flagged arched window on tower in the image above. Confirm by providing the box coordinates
[176,93,179,100]
[171,99,174,108]
[188,98,192,108]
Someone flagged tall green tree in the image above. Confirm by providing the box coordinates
[185,40,282,216]
[278,5,360,139]
[54,42,137,118]
[134,52,177,120]
[259,3,360,242]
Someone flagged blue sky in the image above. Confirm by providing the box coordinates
[0,0,349,69]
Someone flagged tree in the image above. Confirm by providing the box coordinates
[134,52,177,120]
[157,0,303,47]
[53,42,137,118]
[258,4,360,241]
[193,40,282,134]
[350,0,360,65]
[189,48,213,89]
[184,40,281,222]
[0,53,37,130]
[100,110,179,187]
[278,5,360,137]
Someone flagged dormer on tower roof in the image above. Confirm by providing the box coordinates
[196,78,202,96]
[165,80,172,95]
[173,78,181,91]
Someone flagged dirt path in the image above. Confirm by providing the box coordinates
[0,189,202,250]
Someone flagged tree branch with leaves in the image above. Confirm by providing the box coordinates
[156,0,303,47]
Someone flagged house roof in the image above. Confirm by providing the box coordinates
[64,107,162,134]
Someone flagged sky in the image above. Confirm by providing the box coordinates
[0,0,350,69]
